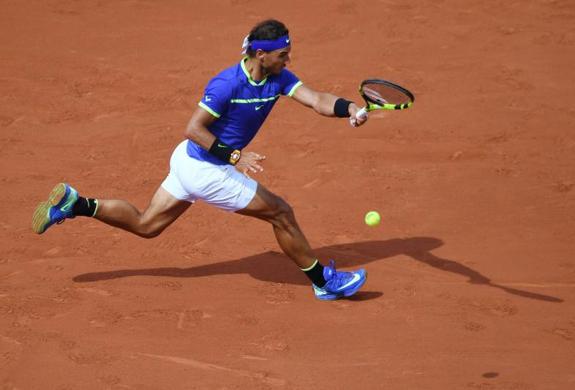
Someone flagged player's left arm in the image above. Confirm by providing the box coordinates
[291,84,367,126]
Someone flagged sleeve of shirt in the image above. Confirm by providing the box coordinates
[279,69,303,97]
[198,76,232,118]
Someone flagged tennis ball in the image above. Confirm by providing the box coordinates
[364,211,381,227]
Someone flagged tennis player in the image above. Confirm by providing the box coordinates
[32,19,368,300]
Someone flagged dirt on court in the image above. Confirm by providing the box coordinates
[1,0,574,389]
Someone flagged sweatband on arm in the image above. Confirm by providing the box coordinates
[334,98,352,118]
[208,138,241,165]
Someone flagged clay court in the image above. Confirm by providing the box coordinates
[1,0,574,388]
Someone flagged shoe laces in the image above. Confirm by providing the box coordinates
[325,260,351,289]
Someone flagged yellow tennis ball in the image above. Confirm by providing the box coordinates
[364,211,381,227]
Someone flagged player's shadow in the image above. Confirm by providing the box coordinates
[73,237,563,303]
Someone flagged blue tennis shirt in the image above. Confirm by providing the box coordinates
[187,57,303,165]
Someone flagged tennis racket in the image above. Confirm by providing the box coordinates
[350,79,415,127]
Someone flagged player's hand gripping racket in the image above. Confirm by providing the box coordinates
[350,79,415,127]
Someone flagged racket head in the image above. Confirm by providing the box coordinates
[359,79,415,111]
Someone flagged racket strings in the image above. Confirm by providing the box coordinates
[362,87,388,104]
[361,83,412,106]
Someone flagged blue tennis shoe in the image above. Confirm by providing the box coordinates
[313,260,367,300]
[32,183,78,234]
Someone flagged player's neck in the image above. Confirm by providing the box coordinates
[244,57,269,82]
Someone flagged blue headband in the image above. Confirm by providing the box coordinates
[248,35,291,52]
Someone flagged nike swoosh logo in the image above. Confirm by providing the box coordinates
[337,273,362,291]
[217,143,227,148]
[255,105,264,110]
[60,191,78,212]
[205,96,212,102]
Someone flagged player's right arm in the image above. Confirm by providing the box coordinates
[185,106,265,174]
[184,106,218,151]
[185,76,244,165]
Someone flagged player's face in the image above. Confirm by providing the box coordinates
[261,46,291,75]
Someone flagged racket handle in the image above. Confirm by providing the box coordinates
[350,107,368,127]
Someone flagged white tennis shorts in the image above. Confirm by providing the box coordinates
[161,140,258,212]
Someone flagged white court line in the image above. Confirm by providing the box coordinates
[138,353,285,387]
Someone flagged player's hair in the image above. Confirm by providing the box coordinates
[245,19,289,56]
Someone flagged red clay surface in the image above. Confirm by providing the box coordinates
[2,1,575,389]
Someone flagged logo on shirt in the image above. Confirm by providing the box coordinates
[255,105,264,111]
[204,96,212,102]
[286,38,290,43]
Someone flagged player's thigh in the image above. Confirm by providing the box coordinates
[236,183,289,221]
[163,140,257,212]
[142,186,191,227]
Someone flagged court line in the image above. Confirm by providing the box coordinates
[138,353,286,387]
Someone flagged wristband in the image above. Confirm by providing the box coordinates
[334,98,352,118]
[208,138,241,165]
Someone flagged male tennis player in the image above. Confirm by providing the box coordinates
[32,19,368,300]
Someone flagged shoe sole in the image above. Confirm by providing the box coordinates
[315,272,368,301]
[32,183,67,234]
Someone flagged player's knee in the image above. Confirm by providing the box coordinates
[137,221,164,239]
[270,197,296,229]
[139,230,162,239]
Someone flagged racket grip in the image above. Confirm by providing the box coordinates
[349,107,368,127]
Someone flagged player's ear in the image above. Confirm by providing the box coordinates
[255,49,266,62]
